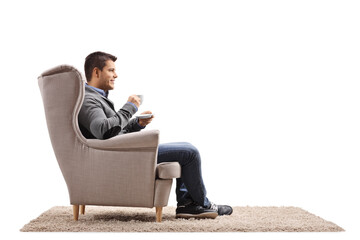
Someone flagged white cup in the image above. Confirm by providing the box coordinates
[137,95,144,105]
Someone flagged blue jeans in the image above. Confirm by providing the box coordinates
[157,142,210,208]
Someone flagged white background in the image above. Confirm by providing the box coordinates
[0,0,359,239]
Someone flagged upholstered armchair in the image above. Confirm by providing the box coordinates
[38,65,180,222]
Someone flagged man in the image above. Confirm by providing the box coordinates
[78,51,233,219]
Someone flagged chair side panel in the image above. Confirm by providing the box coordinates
[69,148,157,208]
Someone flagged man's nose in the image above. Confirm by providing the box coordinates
[114,72,118,78]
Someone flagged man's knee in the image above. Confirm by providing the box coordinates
[179,142,196,152]
[182,142,200,162]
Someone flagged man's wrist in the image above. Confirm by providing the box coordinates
[127,101,138,111]
[136,118,146,129]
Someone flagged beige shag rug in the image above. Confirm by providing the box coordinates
[20,206,344,232]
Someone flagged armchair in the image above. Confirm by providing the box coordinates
[38,65,180,222]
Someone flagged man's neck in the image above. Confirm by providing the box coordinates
[86,83,108,98]
[87,81,104,90]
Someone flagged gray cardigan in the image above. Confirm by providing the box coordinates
[78,84,143,139]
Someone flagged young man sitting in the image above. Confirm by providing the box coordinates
[78,51,233,218]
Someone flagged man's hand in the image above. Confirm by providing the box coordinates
[138,111,154,127]
[127,95,141,107]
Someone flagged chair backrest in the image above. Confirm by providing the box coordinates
[38,65,86,179]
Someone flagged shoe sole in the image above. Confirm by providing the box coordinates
[219,208,233,216]
[176,212,218,219]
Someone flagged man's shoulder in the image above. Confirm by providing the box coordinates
[82,85,114,109]
[84,85,102,100]
[84,84,98,95]
[82,86,101,104]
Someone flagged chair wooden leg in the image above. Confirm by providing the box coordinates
[80,205,85,215]
[73,205,79,221]
[156,207,163,222]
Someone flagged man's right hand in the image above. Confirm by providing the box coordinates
[127,95,141,107]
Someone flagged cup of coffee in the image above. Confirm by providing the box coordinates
[137,95,144,105]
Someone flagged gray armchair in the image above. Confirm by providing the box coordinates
[38,65,180,222]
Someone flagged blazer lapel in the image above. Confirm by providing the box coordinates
[100,95,116,111]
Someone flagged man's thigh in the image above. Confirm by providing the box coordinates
[157,142,198,164]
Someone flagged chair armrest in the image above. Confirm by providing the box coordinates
[156,162,181,179]
[85,129,159,151]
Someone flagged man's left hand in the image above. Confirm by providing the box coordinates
[138,111,154,127]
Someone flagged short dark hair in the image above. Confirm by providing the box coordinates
[84,51,117,81]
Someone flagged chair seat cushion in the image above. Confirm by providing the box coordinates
[156,162,181,179]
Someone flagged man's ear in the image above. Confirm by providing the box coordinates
[92,67,100,79]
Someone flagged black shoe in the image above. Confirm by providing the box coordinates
[176,203,218,219]
[208,202,233,216]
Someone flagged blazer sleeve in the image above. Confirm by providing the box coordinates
[122,118,146,134]
[78,96,137,140]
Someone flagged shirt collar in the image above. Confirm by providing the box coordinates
[86,83,109,98]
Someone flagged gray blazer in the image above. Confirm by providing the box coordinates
[78,84,143,139]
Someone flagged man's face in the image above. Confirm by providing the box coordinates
[98,60,118,91]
